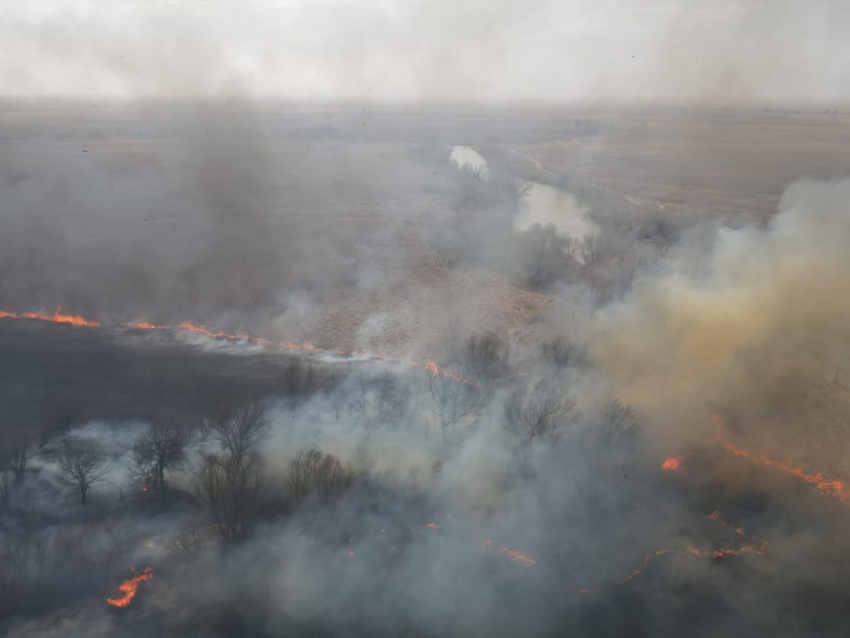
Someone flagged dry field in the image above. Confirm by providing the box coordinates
[513,107,850,223]
[4,102,850,358]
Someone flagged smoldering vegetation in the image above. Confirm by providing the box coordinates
[1,104,850,638]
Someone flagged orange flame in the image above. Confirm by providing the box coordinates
[0,308,480,384]
[578,511,768,593]
[709,414,850,502]
[0,308,100,327]
[106,567,153,608]
[707,511,750,538]
[132,321,166,330]
[661,456,686,471]
[423,361,468,383]
[614,540,767,585]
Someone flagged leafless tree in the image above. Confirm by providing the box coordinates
[579,233,608,267]
[328,366,344,420]
[350,372,409,427]
[423,365,484,439]
[289,448,353,504]
[465,331,507,381]
[39,402,79,449]
[128,420,187,502]
[60,440,109,506]
[193,448,265,541]
[503,381,578,445]
[1,427,32,483]
[194,401,270,541]
[290,448,322,503]
[541,337,585,369]
[315,453,353,499]
[205,402,270,459]
[596,399,639,449]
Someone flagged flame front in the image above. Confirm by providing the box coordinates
[1,308,473,382]
[613,540,768,585]
[0,308,99,327]
[581,511,768,594]
[709,415,850,502]
[106,567,153,608]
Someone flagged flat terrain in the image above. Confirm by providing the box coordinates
[514,108,850,223]
[3,102,849,356]
[3,102,850,638]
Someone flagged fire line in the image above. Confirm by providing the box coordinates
[0,308,468,381]
[708,415,850,502]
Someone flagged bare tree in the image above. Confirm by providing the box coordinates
[290,448,322,503]
[60,440,109,506]
[596,399,638,449]
[503,381,578,445]
[1,427,33,483]
[423,365,484,440]
[350,372,409,427]
[194,449,265,541]
[128,420,187,502]
[194,401,270,541]
[289,448,353,504]
[205,402,270,460]
[39,400,82,450]
[315,453,353,499]
[465,331,507,382]
[8,443,28,482]
[541,337,585,369]
[579,233,608,267]
[327,366,345,420]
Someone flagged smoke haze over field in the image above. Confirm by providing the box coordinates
[3,2,850,637]
[2,0,849,104]
[593,178,850,448]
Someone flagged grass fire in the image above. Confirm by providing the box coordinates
[2,4,850,637]
[106,568,154,609]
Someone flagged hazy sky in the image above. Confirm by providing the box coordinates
[1,0,848,103]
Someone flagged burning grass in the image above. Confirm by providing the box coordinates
[106,567,153,609]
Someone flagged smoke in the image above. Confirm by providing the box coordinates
[0,103,408,332]
[592,178,850,450]
[1,40,850,634]
[2,1,849,104]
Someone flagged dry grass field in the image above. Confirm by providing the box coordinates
[514,108,850,223]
